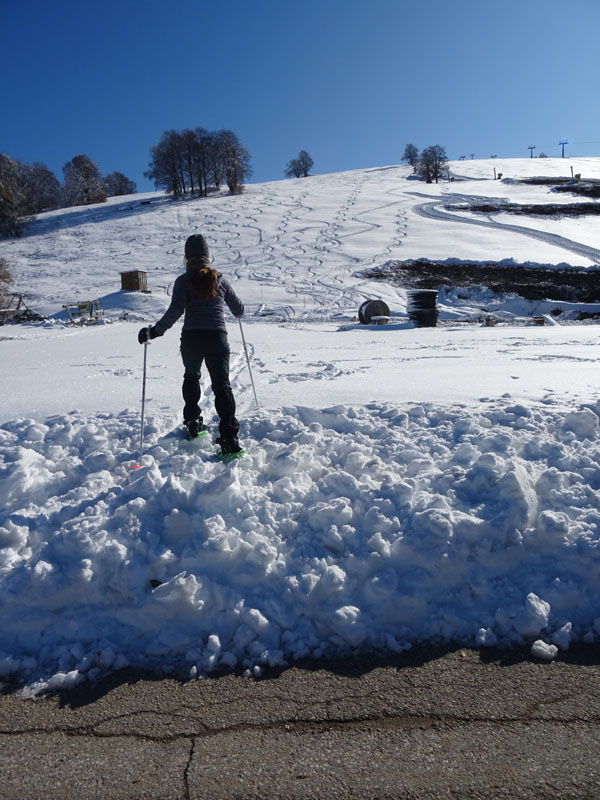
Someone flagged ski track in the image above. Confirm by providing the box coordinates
[22,165,595,320]
[201,171,413,317]
[411,192,600,264]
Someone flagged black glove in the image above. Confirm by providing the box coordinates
[138,326,157,344]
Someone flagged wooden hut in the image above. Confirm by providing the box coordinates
[120,270,148,292]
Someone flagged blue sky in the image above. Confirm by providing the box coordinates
[2,0,599,192]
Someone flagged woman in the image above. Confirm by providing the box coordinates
[138,233,244,454]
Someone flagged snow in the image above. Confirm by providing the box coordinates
[1,158,600,693]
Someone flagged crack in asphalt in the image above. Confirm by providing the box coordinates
[2,705,599,743]
[183,737,195,800]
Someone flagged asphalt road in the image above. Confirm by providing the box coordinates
[2,645,600,799]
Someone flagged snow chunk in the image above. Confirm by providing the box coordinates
[329,606,368,647]
[476,627,498,646]
[551,622,573,651]
[560,409,599,439]
[531,640,558,661]
[514,594,551,639]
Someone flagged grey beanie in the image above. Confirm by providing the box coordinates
[184,234,210,260]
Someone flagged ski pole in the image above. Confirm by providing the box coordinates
[238,318,259,409]
[134,339,149,468]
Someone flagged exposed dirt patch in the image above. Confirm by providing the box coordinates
[364,259,600,303]
[512,177,600,199]
[552,183,600,198]
[516,177,576,186]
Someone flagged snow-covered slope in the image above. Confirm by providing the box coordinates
[1,159,599,692]
[4,157,600,319]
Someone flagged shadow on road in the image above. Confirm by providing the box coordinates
[6,641,593,710]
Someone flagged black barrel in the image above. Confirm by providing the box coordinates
[358,299,390,325]
[407,290,438,327]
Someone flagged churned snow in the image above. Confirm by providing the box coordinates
[1,158,599,692]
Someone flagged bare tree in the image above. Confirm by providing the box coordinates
[402,143,419,172]
[0,153,26,236]
[21,163,61,212]
[284,158,302,178]
[216,130,252,194]
[146,127,252,197]
[145,130,186,197]
[0,256,13,304]
[0,155,62,234]
[190,127,211,196]
[206,131,226,191]
[104,171,137,197]
[180,129,200,195]
[1,150,139,233]
[297,150,313,177]
[147,128,210,196]
[62,155,106,207]
[285,150,314,178]
[418,145,448,184]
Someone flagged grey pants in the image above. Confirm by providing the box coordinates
[180,330,239,440]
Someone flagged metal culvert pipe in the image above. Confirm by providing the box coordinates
[407,289,438,327]
[358,299,390,324]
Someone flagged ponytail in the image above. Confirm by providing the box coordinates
[186,257,219,299]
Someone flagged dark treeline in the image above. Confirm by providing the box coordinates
[144,128,252,198]
[0,152,136,236]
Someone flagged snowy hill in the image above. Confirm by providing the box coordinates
[1,159,600,692]
[4,156,600,318]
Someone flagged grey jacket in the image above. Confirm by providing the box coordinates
[154,272,244,336]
